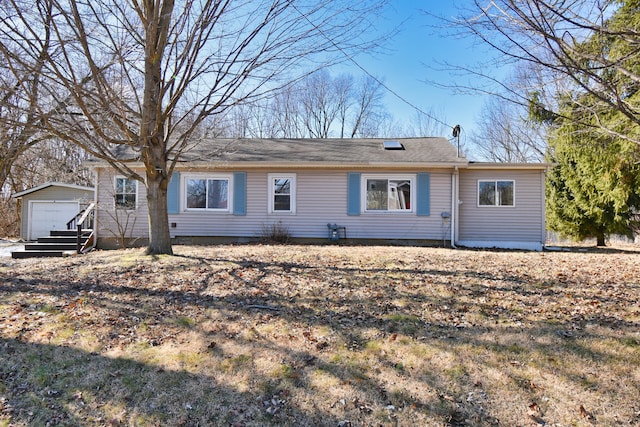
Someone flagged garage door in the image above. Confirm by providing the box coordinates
[28,201,80,240]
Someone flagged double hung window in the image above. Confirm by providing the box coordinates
[115,177,137,209]
[269,174,296,214]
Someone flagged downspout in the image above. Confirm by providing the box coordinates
[93,166,99,248]
[450,166,458,248]
[541,167,548,248]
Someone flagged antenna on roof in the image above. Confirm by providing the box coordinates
[452,125,461,157]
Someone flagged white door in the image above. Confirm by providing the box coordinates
[28,201,80,240]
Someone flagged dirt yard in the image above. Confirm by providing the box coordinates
[1,244,639,426]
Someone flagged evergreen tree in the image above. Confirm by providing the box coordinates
[545,0,640,246]
[546,104,640,245]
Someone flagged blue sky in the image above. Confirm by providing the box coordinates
[342,2,500,141]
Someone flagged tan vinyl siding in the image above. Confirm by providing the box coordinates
[341,171,452,240]
[96,168,453,242]
[458,169,546,243]
[95,169,149,240]
[170,170,452,240]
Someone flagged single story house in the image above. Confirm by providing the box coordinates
[12,182,95,241]
[90,137,550,250]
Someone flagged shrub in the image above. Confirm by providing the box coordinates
[260,221,290,243]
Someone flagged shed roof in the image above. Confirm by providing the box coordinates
[11,182,95,199]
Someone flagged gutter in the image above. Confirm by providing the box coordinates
[466,162,551,170]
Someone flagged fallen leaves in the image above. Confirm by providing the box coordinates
[580,404,595,422]
[528,401,546,425]
[1,245,639,426]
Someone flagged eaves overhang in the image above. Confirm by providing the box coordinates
[91,160,470,171]
[11,182,95,199]
[465,162,552,170]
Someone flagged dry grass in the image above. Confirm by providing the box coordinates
[1,244,639,426]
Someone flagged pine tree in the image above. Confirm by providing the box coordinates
[546,105,640,245]
[545,0,640,246]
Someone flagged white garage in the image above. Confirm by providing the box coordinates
[28,201,81,241]
[12,183,95,241]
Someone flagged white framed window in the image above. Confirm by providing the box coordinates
[362,175,414,212]
[184,174,231,211]
[115,176,137,209]
[268,173,296,214]
[478,180,515,207]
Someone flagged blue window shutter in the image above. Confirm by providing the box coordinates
[416,172,431,216]
[233,172,247,216]
[347,172,361,216]
[167,171,180,214]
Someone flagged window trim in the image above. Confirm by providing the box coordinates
[268,173,296,214]
[182,173,233,212]
[114,176,138,210]
[477,179,516,207]
[361,174,415,213]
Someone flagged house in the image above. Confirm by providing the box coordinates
[12,182,95,241]
[90,138,550,250]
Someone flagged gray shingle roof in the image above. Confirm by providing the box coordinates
[177,137,467,166]
[11,182,95,198]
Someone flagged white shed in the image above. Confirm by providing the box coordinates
[12,182,95,241]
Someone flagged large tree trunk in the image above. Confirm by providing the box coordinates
[142,134,172,255]
[596,232,606,247]
[139,0,175,255]
[145,169,172,255]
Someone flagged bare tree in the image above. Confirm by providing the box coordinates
[1,53,91,237]
[227,100,284,139]
[299,69,352,138]
[271,84,306,138]
[1,0,387,254]
[348,75,388,138]
[332,73,354,138]
[247,102,281,139]
[405,108,449,139]
[432,0,640,146]
[221,70,391,139]
[9,139,93,190]
[0,42,52,194]
[470,98,547,162]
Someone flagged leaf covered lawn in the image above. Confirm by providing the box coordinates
[1,245,639,426]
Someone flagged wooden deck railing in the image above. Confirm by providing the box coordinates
[67,203,95,253]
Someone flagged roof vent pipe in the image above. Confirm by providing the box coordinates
[452,125,461,157]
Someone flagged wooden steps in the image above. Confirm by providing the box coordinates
[11,230,92,259]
